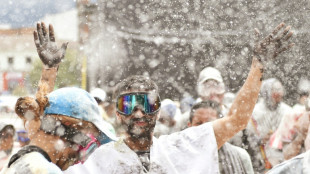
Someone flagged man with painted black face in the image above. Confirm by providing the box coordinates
[65,22,294,173]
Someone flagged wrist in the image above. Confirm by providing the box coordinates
[43,64,59,70]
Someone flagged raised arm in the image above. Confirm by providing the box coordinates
[15,22,68,139]
[213,22,294,148]
[34,22,68,97]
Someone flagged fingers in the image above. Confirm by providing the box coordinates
[263,22,286,44]
[271,22,285,36]
[274,26,291,41]
[254,28,260,45]
[33,31,40,49]
[283,31,293,41]
[278,43,295,54]
[49,24,55,42]
[41,22,48,43]
[36,22,44,45]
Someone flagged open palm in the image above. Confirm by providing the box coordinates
[34,22,68,68]
[254,22,294,64]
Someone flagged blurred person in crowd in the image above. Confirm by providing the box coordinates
[64,22,294,173]
[188,100,254,174]
[267,105,310,174]
[0,124,15,170]
[16,130,30,147]
[196,67,227,111]
[177,66,227,131]
[267,79,310,163]
[1,22,116,174]
[179,95,195,114]
[293,91,309,113]
[90,88,108,120]
[90,88,116,136]
[153,99,180,137]
[282,109,309,160]
[277,97,310,161]
[292,78,310,115]
[244,78,293,172]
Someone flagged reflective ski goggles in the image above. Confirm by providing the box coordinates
[116,92,161,116]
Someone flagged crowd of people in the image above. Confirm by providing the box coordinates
[0,21,308,174]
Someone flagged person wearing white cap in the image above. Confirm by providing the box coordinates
[197,66,228,114]
[176,67,228,131]
[197,67,225,102]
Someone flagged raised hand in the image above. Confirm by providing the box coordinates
[33,22,68,68]
[254,22,294,65]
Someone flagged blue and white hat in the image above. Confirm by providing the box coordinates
[44,87,117,143]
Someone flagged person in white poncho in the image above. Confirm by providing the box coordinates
[65,22,294,174]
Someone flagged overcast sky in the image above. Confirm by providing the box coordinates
[0,0,76,28]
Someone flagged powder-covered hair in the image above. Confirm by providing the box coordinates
[113,75,159,101]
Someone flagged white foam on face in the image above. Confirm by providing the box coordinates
[41,117,57,132]
[72,133,85,145]
[55,126,65,136]
[131,125,143,136]
[54,139,66,151]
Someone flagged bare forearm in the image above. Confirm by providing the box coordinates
[214,57,263,148]
[36,66,58,98]
[228,57,263,129]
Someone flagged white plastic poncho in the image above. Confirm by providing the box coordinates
[0,152,62,174]
[65,122,219,174]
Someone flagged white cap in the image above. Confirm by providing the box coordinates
[198,67,223,84]
[90,88,106,102]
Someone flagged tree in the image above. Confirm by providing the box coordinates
[27,49,81,92]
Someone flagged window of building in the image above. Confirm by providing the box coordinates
[8,57,14,65]
[26,57,32,64]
